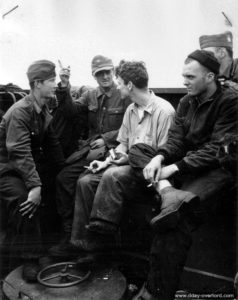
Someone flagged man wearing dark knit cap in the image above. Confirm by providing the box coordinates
[199,31,238,91]
[128,50,237,299]
[0,60,65,282]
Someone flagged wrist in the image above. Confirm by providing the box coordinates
[155,154,164,163]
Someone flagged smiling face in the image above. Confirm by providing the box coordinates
[94,69,114,89]
[182,60,210,97]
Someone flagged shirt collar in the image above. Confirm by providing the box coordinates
[96,82,116,98]
[132,90,155,115]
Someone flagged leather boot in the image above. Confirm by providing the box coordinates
[150,186,199,230]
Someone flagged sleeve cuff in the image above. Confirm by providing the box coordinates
[175,159,190,175]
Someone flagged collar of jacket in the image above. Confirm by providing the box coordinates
[191,84,222,105]
[96,81,116,99]
[28,93,52,129]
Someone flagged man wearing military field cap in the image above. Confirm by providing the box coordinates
[50,55,131,257]
[0,60,65,282]
[199,31,238,91]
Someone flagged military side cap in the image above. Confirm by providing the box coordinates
[188,49,220,74]
[27,60,56,82]
[91,55,114,76]
[199,31,233,49]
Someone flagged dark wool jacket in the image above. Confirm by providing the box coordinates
[0,94,65,190]
[158,86,238,175]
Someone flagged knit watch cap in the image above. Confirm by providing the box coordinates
[187,50,220,74]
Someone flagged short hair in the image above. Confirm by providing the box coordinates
[29,80,44,90]
[115,60,149,89]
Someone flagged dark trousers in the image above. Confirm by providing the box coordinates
[0,174,42,263]
[90,143,234,299]
[71,170,105,245]
[55,158,88,233]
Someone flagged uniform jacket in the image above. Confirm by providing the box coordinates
[157,86,238,175]
[0,94,65,190]
[75,82,131,149]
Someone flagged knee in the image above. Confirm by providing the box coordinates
[76,174,92,188]
[103,167,122,181]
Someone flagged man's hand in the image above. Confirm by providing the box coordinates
[88,158,111,173]
[143,155,164,184]
[19,186,41,218]
[160,164,179,180]
[111,150,128,166]
[90,138,105,149]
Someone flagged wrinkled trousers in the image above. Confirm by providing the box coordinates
[90,143,234,300]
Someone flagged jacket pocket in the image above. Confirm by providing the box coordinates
[107,107,124,130]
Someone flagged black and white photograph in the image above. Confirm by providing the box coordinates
[0,0,237,299]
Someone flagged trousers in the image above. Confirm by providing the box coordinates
[55,157,88,233]
[89,143,234,299]
[0,174,42,262]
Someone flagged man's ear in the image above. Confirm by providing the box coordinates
[207,72,215,82]
[218,47,226,59]
[34,80,42,89]
[127,81,133,91]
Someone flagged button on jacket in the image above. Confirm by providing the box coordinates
[0,94,65,190]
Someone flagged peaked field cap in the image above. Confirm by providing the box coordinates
[27,60,56,82]
[199,31,233,49]
[187,50,220,74]
[91,55,114,75]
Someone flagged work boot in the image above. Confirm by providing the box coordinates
[48,233,78,257]
[86,220,117,235]
[150,187,199,230]
[22,260,40,283]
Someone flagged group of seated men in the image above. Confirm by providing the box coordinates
[0,31,237,299]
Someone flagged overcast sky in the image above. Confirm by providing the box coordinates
[0,0,237,89]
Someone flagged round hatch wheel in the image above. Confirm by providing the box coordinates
[37,261,91,288]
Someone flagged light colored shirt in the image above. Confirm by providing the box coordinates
[117,91,175,150]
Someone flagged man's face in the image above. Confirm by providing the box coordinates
[94,69,114,89]
[38,77,57,99]
[182,61,209,97]
[60,74,70,84]
[202,47,222,63]
[116,76,130,99]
